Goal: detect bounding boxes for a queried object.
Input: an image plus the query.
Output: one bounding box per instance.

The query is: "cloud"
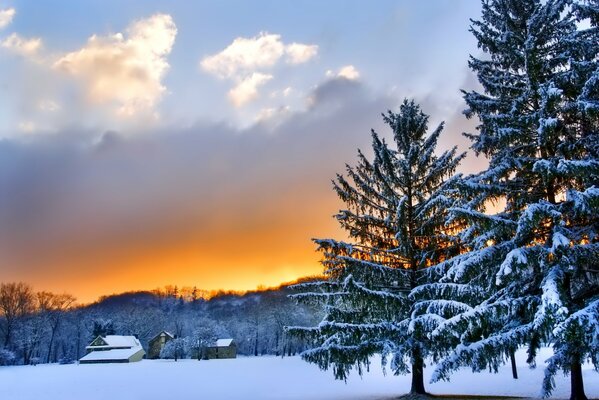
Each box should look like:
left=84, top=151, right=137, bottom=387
left=17, top=120, right=36, bottom=133
left=308, top=75, right=366, bottom=109
left=0, top=72, right=487, bottom=299
left=201, top=33, right=285, bottom=78
left=0, top=79, right=396, bottom=298
left=53, top=13, right=177, bottom=117
left=200, top=32, right=317, bottom=107
left=1, top=33, right=42, bottom=56
left=38, top=100, right=61, bottom=112
left=338, top=65, right=360, bottom=80
left=0, top=7, right=15, bottom=29
left=201, top=32, right=317, bottom=78
left=327, top=65, right=361, bottom=81
left=285, top=43, right=318, bottom=64
left=255, top=107, right=278, bottom=122
left=255, top=105, right=290, bottom=124
left=228, top=72, right=273, bottom=107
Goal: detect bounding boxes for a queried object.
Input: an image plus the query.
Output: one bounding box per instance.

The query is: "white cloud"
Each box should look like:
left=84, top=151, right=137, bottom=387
left=201, top=33, right=285, bottom=78
left=256, top=107, right=277, bottom=122
left=201, top=32, right=318, bottom=78
left=228, top=72, right=272, bottom=107
left=39, top=100, right=60, bottom=112
left=1, top=33, right=42, bottom=56
left=53, top=13, right=177, bottom=117
left=255, top=105, right=290, bottom=123
left=201, top=32, right=317, bottom=107
left=285, top=43, right=318, bottom=64
left=337, top=65, right=360, bottom=80
left=269, top=86, right=293, bottom=99
left=326, top=65, right=360, bottom=81
left=0, top=7, right=15, bottom=29
left=18, top=121, right=36, bottom=133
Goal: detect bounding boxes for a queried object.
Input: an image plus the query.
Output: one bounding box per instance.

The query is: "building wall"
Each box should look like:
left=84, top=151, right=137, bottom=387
left=80, top=349, right=145, bottom=364
left=147, top=333, right=172, bottom=359
left=205, top=344, right=237, bottom=359
left=128, top=349, right=145, bottom=363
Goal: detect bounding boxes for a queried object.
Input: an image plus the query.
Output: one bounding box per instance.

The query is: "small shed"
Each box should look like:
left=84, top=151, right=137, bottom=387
left=147, top=331, right=175, bottom=359
left=79, top=335, right=145, bottom=364
left=205, top=338, right=237, bottom=359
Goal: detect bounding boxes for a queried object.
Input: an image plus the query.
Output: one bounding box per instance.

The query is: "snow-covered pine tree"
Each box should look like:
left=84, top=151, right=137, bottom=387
left=424, top=1, right=599, bottom=399
left=287, top=100, right=465, bottom=395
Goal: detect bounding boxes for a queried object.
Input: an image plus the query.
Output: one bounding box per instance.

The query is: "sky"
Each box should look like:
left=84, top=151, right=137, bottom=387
left=0, top=0, right=484, bottom=303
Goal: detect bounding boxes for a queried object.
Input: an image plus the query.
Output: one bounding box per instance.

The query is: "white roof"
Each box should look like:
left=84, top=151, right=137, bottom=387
left=87, top=335, right=141, bottom=349
left=215, top=339, right=234, bottom=347
left=79, top=347, right=144, bottom=362
left=154, top=331, right=174, bottom=340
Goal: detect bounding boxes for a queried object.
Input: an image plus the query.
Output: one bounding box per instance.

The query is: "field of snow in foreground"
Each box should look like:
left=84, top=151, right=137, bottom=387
left=0, top=348, right=597, bottom=400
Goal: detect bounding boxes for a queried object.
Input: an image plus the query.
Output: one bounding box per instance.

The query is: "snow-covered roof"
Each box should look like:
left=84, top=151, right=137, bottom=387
left=151, top=331, right=174, bottom=341
left=215, top=338, right=234, bottom=347
left=87, top=335, right=141, bottom=349
left=79, top=347, right=144, bottom=362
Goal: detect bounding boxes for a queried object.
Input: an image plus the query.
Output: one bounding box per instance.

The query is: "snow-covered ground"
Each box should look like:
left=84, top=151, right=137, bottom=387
left=0, top=348, right=596, bottom=400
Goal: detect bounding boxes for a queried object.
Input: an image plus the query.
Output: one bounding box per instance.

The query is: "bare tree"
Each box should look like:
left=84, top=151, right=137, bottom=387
left=15, top=313, right=45, bottom=365
left=0, top=282, right=35, bottom=348
left=37, top=292, right=76, bottom=363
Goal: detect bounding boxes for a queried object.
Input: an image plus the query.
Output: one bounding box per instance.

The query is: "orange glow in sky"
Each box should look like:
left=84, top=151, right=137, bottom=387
left=0, top=1, right=486, bottom=304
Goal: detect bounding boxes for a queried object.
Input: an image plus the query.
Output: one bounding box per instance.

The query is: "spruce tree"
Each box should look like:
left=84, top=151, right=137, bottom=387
left=425, top=1, right=599, bottom=399
left=287, top=100, right=464, bottom=395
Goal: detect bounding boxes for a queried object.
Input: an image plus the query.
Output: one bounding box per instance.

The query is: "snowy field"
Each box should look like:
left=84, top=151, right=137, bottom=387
left=0, top=348, right=597, bottom=400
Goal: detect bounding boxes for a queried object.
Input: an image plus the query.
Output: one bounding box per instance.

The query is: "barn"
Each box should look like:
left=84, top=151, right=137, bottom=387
left=205, top=338, right=237, bottom=359
left=147, top=331, right=175, bottom=359
left=79, top=335, right=145, bottom=364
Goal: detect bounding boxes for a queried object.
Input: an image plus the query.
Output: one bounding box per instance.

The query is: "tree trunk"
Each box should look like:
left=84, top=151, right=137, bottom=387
left=410, top=349, right=426, bottom=395
left=254, top=330, right=259, bottom=357
left=75, top=329, right=81, bottom=361
left=570, top=362, right=587, bottom=400
left=46, top=327, right=56, bottom=363
left=4, top=323, right=12, bottom=348
left=510, top=351, right=518, bottom=379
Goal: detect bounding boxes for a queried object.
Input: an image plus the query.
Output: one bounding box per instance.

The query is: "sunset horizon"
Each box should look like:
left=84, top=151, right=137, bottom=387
left=0, top=0, right=484, bottom=305
left=17, top=270, right=327, bottom=305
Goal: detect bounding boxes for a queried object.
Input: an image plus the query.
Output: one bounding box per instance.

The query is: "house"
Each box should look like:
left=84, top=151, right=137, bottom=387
left=205, top=338, right=237, bottom=359
left=147, top=331, right=175, bottom=359
left=79, top=335, right=145, bottom=364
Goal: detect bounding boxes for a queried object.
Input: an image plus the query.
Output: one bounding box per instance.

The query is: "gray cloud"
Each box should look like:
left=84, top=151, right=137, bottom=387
left=0, top=76, right=484, bottom=298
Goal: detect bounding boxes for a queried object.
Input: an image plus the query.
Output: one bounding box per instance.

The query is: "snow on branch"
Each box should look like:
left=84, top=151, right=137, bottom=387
left=496, top=247, right=528, bottom=285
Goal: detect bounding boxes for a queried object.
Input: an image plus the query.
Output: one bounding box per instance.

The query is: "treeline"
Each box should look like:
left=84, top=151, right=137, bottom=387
left=0, top=281, right=321, bottom=366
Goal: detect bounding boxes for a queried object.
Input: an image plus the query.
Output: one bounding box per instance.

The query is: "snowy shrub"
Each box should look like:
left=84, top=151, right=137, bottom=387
left=0, top=349, right=16, bottom=366
left=58, top=356, right=75, bottom=365
left=160, top=338, right=188, bottom=360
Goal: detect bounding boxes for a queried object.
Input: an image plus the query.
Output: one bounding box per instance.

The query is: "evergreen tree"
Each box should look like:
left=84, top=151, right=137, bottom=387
left=425, top=1, right=599, bottom=399
left=91, top=319, right=115, bottom=339
left=288, top=100, right=464, bottom=395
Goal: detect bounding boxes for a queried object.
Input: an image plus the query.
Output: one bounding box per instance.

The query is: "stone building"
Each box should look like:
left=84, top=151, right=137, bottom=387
left=147, top=331, right=175, bottom=359
left=205, top=338, right=237, bottom=359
